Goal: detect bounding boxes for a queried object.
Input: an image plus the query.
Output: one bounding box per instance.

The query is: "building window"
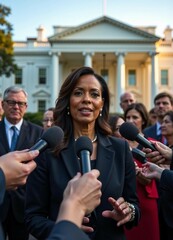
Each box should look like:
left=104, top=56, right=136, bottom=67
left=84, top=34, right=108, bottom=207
left=128, top=70, right=136, bottom=86
left=15, top=68, right=22, bottom=84
left=39, top=68, right=46, bottom=84
left=161, top=69, right=168, bottom=85
left=38, top=100, right=46, bottom=112
left=101, top=69, right=109, bottom=83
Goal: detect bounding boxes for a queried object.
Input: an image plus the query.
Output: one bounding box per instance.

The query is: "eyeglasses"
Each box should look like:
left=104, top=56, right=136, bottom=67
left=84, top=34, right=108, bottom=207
left=42, top=118, right=53, bottom=123
left=5, top=100, right=27, bottom=107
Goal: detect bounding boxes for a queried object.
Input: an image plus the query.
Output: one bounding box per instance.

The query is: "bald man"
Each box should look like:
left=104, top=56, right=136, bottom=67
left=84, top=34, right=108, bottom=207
left=120, top=92, right=136, bottom=112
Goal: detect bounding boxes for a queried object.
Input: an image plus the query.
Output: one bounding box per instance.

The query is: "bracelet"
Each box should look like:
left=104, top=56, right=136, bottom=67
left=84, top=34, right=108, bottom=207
left=127, top=203, right=135, bottom=222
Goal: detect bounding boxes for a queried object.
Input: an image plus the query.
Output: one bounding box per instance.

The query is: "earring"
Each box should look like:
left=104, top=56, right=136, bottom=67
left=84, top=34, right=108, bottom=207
left=100, top=108, right=102, bottom=117
left=67, top=106, right=70, bottom=115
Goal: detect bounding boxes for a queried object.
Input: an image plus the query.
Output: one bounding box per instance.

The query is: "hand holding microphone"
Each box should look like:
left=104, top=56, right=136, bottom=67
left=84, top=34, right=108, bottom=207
left=0, top=126, right=64, bottom=189
left=75, top=136, right=97, bottom=228
left=22, top=126, right=64, bottom=164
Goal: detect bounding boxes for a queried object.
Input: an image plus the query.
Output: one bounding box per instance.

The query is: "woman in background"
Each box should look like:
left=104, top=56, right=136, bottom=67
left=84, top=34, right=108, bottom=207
left=108, top=114, right=124, bottom=138
left=161, top=110, right=173, bottom=150
left=124, top=103, right=160, bottom=240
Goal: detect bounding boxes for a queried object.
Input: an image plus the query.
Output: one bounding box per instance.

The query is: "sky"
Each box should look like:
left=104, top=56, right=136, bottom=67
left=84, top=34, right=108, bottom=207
left=1, top=0, right=173, bottom=40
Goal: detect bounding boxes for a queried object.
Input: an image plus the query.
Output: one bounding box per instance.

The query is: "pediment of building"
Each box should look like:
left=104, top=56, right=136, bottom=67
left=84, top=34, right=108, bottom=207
left=49, top=16, right=159, bottom=43
left=32, top=89, right=51, bottom=98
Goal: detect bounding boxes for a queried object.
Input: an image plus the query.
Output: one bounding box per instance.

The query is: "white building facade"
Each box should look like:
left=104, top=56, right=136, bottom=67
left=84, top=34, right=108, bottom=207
left=0, top=16, right=173, bottom=113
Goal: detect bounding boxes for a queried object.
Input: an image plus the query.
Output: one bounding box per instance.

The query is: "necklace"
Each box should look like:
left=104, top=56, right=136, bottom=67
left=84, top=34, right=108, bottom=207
left=91, top=134, right=97, bottom=143
left=75, top=134, right=97, bottom=143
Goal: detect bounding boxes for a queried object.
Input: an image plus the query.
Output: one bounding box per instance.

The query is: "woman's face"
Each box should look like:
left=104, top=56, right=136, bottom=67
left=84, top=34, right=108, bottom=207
left=161, top=115, right=173, bottom=137
left=70, top=74, right=104, bottom=127
left=125, top=109, right=143, bottom=132
left=114, top=117, right=124, bottom=138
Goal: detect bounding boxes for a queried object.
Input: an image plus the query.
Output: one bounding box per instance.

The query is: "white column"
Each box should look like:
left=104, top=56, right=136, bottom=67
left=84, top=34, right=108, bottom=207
left=83, top=52, right=94, bottom=67
left=50, top=52, right=61, bottom=107
left=149, top=52, right=159, bottom=107
left=115, top=52, right=126, bottom=113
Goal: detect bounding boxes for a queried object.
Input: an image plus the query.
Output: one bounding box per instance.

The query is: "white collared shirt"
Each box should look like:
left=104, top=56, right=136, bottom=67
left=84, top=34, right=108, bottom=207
left=4, top=118, right=23, bottom=148
left=156, top=122, right=161, bottom=136
left=156, top=121, right=167, bottom=144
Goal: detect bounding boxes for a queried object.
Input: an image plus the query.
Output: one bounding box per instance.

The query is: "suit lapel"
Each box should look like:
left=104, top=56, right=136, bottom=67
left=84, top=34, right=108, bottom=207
left=61, top=139, right=81, bottom=178
left=15, top=120, right=28, bottom=149
left=96, top=135, right=114, bottom=193
left=61, top=134, right=115, bottom=191
left=0, top=120, right=10, bottom=153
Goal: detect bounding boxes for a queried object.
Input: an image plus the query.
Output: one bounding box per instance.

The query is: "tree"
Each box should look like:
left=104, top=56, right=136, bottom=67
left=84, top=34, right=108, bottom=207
left=0, top=4, right=18, bottom=77
left=24, top=112, right=43, bottom=127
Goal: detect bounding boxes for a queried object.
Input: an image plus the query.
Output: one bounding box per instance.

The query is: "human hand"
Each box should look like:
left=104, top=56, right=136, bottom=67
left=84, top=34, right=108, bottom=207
left=63, top=169, right=101, bottom=215
left=134, top=161, right=141, bottom=176
left=143, top=141, right=172, bottom=165
left=141, top=162, right=164, bottom=180
left=102, top=197, right=133, bottom=226
left=57, top=170, right=102, bottom=228
left=81, top=217, right=95, bottom=233
left=0, top=150, right=38, bottom=189
left=134, top=161, right=151, bottom=185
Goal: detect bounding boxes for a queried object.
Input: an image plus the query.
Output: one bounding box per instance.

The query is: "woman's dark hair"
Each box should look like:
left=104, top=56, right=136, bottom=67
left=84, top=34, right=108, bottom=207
left=124, top=102, right=149, bottom=130
left=164, top=110, right=173, bottom=123
left=108, top=114, right=124, bottom=134
left=54, top=66, right=112, bottom=152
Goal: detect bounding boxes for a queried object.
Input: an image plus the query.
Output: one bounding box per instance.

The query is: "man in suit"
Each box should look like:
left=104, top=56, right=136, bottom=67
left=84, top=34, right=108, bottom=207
left=0, top=86, right=44, bottom=240
left=0, top=150, right=101, bottom=240
left=143, top=92, right=173, bottom=142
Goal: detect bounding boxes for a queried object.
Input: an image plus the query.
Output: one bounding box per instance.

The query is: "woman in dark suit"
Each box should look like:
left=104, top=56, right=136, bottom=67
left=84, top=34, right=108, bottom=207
left=25, top=66, right=140, bottom=240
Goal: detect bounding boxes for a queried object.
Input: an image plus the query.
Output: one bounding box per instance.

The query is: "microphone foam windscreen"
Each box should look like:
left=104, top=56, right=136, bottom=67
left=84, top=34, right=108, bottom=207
left=119, top=122, right=139, bottom=141
left=75, top=136, right=93, bottom=157
left=42, top=126, right=64, bottom=148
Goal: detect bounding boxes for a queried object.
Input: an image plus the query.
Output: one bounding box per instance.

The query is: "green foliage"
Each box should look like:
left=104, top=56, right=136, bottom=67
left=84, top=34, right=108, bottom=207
left=0, top=4, right=18, bottom=77
left=24, top=112, right=43, bottom=127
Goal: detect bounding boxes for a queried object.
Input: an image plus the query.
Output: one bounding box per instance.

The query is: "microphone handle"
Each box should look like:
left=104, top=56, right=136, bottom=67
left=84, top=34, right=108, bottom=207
left=79, top=151, right=97, bottom=226
left=80, top=150, right=91, bottom=174
left=29, top=140, right=47, bottom=152
left=131, top=148, right=147, bottom=163
left=136, top=135, right=156, bottom=151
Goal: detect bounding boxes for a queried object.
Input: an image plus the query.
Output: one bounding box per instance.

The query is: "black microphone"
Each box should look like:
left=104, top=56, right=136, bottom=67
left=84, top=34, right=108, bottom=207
left=75, top=136, right=97, bottom=227
left=29, top=126, right=64, bottom=153
left=119, top=122, right=156, bottom=151
left=131, top=148, right=147, bottom=163
left=75, top=136, right=93, bottom=174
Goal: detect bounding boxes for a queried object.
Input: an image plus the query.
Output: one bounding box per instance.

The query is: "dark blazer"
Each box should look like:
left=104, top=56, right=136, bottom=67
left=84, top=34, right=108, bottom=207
left=48, top=221, right=90, bottom=240
left=0, top=169, right=5, bottom=206
left=25, top=134, right=140, bottom=240
left=0, top=119, right=44, bottom=223
left=159, top=169, right=173, bottom=230
left=0, top=170, right=6, bottom=240
left=143, top=123, right=162, bottom=142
